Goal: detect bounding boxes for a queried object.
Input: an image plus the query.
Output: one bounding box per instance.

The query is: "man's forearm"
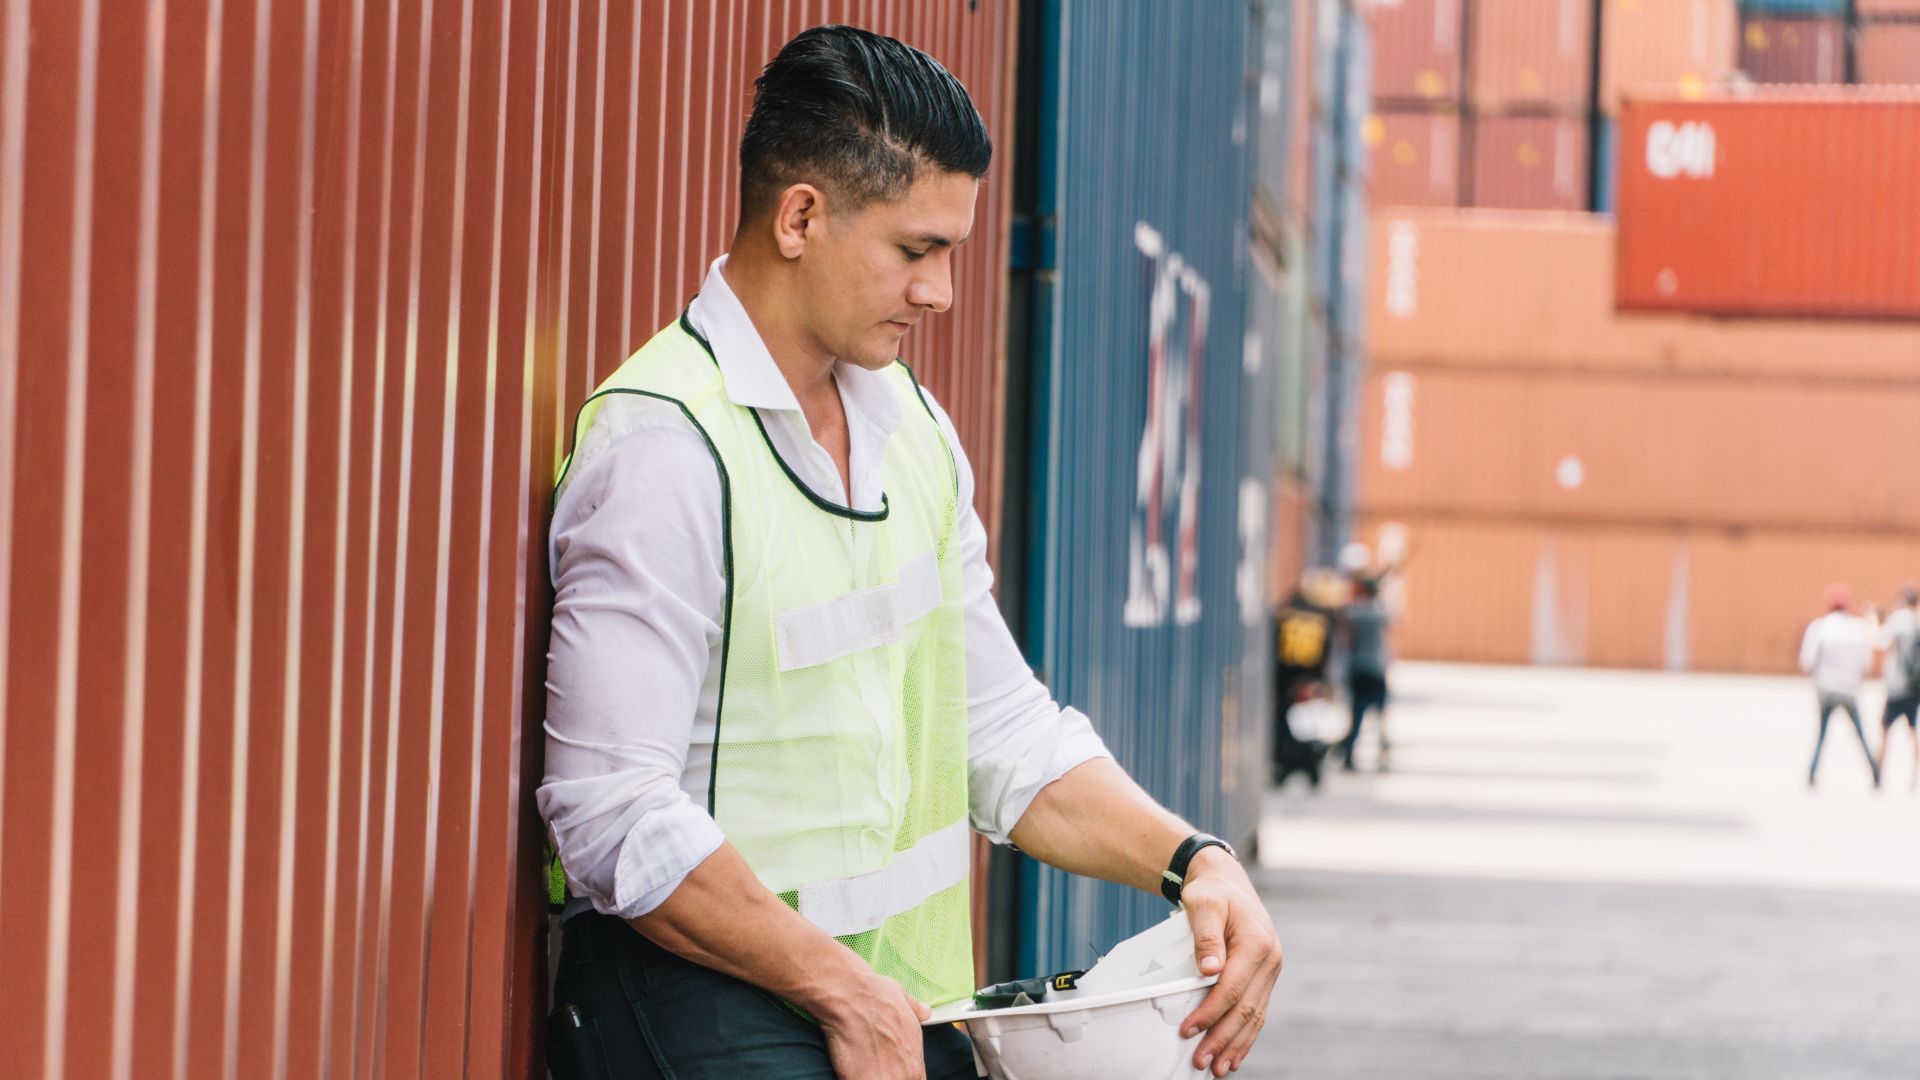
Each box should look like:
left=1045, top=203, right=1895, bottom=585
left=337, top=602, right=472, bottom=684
left=629, top=841, right=866, bottom=1013
left=1006, top=757, right=1195, bottom=894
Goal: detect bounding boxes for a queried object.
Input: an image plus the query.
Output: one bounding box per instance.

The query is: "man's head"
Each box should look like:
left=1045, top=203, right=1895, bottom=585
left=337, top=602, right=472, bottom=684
left=734, top=25, right=991, bottom=369
left=1827, top=583, right=1854, bottom=613
left=1900, top=582, right=1918, bottom=609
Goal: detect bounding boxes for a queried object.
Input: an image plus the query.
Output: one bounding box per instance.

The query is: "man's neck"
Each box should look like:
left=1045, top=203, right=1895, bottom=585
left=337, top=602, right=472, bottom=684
left=720, top=251, right=838, bottom=409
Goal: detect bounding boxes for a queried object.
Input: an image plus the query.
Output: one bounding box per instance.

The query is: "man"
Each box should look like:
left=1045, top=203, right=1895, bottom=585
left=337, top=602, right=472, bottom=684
left=539, top=26, right=1280, bottom=1080
left=1336, top=575, right=1394, bottom=772
left=1800, top=584, right=1881, bottom=790
left=1875, top=583, right=1920, bottom=789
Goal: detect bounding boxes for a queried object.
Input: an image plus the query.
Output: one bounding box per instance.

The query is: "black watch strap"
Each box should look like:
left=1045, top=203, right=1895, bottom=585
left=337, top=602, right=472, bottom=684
left=1159, top=833, right=1235, bottom=905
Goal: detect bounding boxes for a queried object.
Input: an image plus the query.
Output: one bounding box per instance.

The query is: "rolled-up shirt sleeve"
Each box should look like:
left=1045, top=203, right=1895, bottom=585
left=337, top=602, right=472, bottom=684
left=538, top=398, right=728, bottom=918
left=921, top=396, right=1113, bottom=844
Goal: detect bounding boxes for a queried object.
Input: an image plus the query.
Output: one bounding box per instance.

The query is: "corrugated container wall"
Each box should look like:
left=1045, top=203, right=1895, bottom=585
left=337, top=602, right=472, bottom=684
left=1599, top=0, right=1739, bottom=113
left=1367, top=0, right=1464, bottom=103
left=1616, top=93, right=1920, bottom=319
left=1017, top=0, right=1271, bottom=979
left=1857, top=22, right=1920, bottom=87
left=1859, top=0, right=1920, bottom=16
left=1368, top=110, right=1463, bottom=206
left=1468, top=114, right=1589, bottom=210
left=1358, top=515, right=1920, bottom=673
left=1739, top=14, right=1848, bottom=84
left=0, top=4, right=1014, bottom=1080
left=1368, top=209, right=1920, bottom=378
left=1468, top=0, right=1594, bottom=112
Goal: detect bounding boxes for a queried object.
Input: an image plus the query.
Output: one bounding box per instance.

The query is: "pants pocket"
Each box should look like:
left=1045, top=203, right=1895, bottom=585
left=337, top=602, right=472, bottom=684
left=547, top=1003, right=612, bottom=1080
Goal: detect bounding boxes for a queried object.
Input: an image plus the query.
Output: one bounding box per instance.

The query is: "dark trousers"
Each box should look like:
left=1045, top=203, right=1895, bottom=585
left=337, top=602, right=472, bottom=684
left=1339, top=671, right=1389, bottom=766
left=1810, top=692, right=1880, bottom=787
left=549, top=911, right=981, bottom=1080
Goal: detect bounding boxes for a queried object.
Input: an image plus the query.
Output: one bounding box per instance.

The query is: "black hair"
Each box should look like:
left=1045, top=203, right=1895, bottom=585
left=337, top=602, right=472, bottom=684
left=738, top=25, right=991, bottom=219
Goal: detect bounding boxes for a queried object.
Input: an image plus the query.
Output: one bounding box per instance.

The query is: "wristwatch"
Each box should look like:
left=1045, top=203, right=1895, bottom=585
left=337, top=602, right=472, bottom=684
left=1160, top=832, right=1236, bottom=905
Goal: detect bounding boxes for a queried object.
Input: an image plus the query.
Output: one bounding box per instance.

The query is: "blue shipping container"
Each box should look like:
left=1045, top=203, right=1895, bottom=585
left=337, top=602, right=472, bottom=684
left=1739, top=0, right=1848, bottom=13
left=1256, top=0, right=1296, bottom=220
left=1017, top=0, right=1275, bottom=979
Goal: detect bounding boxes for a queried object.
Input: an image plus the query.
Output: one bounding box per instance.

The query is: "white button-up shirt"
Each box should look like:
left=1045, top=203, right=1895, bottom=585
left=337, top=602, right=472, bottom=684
left=539, top=256, right=1110, bottom=920
left=1800, top=610, right=1875, bottom=697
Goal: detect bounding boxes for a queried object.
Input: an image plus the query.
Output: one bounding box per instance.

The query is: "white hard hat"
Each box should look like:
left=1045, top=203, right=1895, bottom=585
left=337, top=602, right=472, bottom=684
left=925, top=910, right=1220, bottom=1080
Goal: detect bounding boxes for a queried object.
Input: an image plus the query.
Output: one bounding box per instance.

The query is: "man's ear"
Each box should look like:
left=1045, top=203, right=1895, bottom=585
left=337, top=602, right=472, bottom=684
left=771, top=183, right=824, bottom=259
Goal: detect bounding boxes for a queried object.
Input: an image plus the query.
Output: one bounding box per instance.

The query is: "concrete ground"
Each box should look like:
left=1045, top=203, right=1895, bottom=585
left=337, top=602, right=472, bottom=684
left=1234, top=662, right=1920, bottom=1080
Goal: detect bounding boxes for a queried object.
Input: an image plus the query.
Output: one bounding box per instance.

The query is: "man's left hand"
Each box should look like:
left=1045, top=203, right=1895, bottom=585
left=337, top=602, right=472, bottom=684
left=1178, top=847, right=1283, bottom=1076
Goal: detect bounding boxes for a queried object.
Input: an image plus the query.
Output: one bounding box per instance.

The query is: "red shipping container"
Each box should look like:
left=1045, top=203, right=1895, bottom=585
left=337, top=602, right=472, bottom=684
left=1615, top=93, right=1920, bottom=319
left=1470, top=0, right=1594, bottom=112
left=1367, top=0, right=1465, bottom=103
left=1599, top=0, right=1739, bottom=115
left=1857, top=22, right=1920, bottom=86
left=1367, top=110, right=1464, bottom=206
left=1739, top=15, right=1847, bottom=85
left=1469, top=115, right=1590, bottom=211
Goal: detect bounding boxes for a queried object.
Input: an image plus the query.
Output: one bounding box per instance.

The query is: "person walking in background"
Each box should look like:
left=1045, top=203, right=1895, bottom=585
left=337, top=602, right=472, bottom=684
left=1337, top=575, right=1395, bottom=772
left=1271, top=569, right=1345, bottom=788
left=1800, top=584, right=1882, bottom=790
left=1875, top=583, right=1920, bottom=790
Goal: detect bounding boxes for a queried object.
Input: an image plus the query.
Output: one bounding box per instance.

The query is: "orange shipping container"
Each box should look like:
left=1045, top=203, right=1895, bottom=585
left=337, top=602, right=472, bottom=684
left=1358, top=366, right=1920, bottom=530
left=1367, top=209, right=1920, bottom=376
left=1468, top=115, right=1589, bottom=210
left=1616, top=93, right=1920, bottom=320
left=1366, top=0, right=1465, bottom=103
left=1857, top=22, right=1920, bottom=87
left=1355, top=515, right=1920, bottom=674
left=1859, top=0, right=1920, bottom=15
left=1599, top=0, right=1738, bottom=114
left=1469, top=0, right=1593, bottom=112
left=1367, top=110, right=1463, bottom=207
left=1739, top=15, right=1847, bottom=85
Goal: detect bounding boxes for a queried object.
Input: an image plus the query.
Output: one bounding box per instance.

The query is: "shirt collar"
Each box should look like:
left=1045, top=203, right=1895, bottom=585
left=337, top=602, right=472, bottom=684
left=684, top=255, right=903, bottom=437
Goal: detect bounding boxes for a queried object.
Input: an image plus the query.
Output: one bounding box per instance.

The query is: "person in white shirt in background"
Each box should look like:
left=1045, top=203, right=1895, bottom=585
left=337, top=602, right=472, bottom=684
left=1873, top=583, right=1920, bottom=789
left=1800, top=583, right=1882, bottom=790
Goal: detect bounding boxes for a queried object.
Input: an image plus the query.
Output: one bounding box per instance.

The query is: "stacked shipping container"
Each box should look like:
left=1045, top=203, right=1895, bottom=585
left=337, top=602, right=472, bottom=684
left=1736, top=0, right=1920, bottom=89
left=1361, top=209, right=1920, bottom=674
left=1366, top=0, right=1747, bottom=214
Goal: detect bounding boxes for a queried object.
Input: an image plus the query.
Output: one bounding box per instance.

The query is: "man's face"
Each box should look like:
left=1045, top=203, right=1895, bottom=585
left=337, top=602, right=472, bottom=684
left=795, top=168, right=979, bottom=370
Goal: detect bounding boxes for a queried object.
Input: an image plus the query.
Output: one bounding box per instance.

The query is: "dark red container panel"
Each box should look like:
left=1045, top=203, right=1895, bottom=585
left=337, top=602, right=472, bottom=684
left=1469, top=0, right=1594, bottom=112
left=1469, top=115, right=1590, bottom=211
left=1615, top=94, right=1920, bottom=319
left=1366, top=0, right=1464, bottom=104
left=1738, top=15, right=1847, bottom=85
left=1367, top=109, right=1463, bottom=207
left=0, top=4, right=1014, bottom=1080
left=1857, top=22, right=1920, bottom=86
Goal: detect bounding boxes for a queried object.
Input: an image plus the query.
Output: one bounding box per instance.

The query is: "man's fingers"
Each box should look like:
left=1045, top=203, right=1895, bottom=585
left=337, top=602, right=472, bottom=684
left=1186, top=898, right=1228, bottom=977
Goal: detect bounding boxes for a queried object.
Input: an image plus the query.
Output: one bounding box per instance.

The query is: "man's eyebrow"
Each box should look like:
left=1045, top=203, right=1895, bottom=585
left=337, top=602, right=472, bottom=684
left=910, top=232, right=971, bottom=247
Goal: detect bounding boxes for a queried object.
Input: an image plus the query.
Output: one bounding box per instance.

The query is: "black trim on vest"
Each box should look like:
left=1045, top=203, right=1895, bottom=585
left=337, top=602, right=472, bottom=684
left=678, top=308, right=892, bottom=524
left=554, top=383, right=737, bottom=818
left=895, top=359, right=961, bottom=509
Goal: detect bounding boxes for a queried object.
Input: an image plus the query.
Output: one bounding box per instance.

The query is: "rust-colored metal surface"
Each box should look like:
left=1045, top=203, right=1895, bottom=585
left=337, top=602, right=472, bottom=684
left=1861, top=0, right=1920, bottom=14
left=1365, top=0, right=1463, bottom=105
left=1467, top=0, right=1592, bottom=113
left=1367, top=108, right=1462, bottom=207
left=1368, top=208, right=1920, bottom=375
left=1598, top=0, right=1737, bottom=114
left=1857, top=21, right=1920, bottom=86
left=1357, top=515, right=1920, bottom=674
left=1615, top=92, right=1920, bottom=320
left=1467, top=114, right=1587, bottom=210
left=1738, top=14, right=1847, bottom=85
left=1357, top=365, right=1920, bottom=531
left=0, top=3, right=1013, bottom=1079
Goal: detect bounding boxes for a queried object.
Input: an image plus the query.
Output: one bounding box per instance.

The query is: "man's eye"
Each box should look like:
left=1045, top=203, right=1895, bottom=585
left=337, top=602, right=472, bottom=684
left=901, top=247, right=927, bottom=261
